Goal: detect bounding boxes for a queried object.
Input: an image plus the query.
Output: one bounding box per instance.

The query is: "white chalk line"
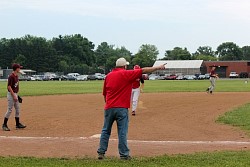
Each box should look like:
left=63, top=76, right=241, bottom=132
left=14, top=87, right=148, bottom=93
left=1, top=135, right=250, bottom=145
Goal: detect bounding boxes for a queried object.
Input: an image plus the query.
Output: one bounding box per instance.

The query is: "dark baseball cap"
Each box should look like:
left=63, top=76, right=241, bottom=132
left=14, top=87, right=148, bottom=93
left=12, top=63, right=23, bottom=71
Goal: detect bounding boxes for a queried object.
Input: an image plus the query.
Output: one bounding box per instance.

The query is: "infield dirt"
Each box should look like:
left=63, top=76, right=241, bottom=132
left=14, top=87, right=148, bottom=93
left=0, top=92, right=250, bottom=157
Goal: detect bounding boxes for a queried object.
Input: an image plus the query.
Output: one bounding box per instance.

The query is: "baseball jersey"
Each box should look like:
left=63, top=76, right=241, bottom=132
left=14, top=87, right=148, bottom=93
left=8, top=73, right=19, bottom=93
left=103, top=68, right=142, bottom=110
left=132, top=77, right=144, bottom=89
left=210, top=70, right=215, bottom=77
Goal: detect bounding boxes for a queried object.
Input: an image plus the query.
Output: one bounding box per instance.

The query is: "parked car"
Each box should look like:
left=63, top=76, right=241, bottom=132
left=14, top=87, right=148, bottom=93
left=67, top=73, right=80, bottom=78
left=149, top=74, right=160, bottom=80
left=239, top=72, right=249, bottom=78
left=87, top=74, right=97, bottom=80
left=165, top=74, right=177, bottom=80
left=67, top=76, right=77, bottom=81
left=42, top=76, right=51, bottom=81
left=76, top=75, right=88, bottom=81
left=176, top=75, right=184, bottom=80
left=32, top=75, right=43, bottom=81
left=158, top=75, right=166, bottom=80
left=183, top=75, right=196, bottom=80
left=50, top=75, right=61, bottom=81
left=60, top=75, right=68, bottom=81
left=229, top=72, right=239, bottom=78
left=198, top=75, right=206, bottom=80
left=95, top=73, right=105, bottom=80
left=205, top=73, right=210, bottom=79
left=19, top=76, right=35, bottom=81
left=195, top=73, right=201, bottom=78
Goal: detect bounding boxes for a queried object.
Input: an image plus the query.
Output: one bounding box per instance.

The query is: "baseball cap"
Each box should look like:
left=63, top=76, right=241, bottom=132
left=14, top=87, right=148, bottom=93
left=12, top=63, right=23, bottom=71
left=116, top=58, right=129, bottom=67
left=134, top=65, right=140, bottom=69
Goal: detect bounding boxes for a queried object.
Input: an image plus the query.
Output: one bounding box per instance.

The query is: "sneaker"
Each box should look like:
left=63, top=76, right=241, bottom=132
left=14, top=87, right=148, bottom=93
left=120, top=156, right=132, bottom=160
left=132, top=111, right=136, bottom=116
left=206, top=88, right=209, bottom=93
left=209, top=91, right=213, bottom=94
left=16, top=123, right=26, bottom=129
left=98, top=153, right=105, bottom=160
left=2, top=124, right=10, bottom=131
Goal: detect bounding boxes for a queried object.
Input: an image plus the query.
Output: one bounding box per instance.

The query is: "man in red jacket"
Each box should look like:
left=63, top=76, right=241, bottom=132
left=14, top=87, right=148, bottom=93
left=97, top=58, right=166, bottom=160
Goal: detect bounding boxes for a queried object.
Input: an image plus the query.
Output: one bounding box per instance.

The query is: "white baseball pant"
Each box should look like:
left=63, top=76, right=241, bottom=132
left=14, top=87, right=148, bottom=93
left=131, top=88, right=140, bottom=112
left=5, top=92, right=20, bottom=118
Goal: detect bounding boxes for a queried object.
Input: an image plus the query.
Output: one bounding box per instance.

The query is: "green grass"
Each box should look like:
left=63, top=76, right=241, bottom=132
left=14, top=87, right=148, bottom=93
left=0, top=81, right=103, bottom=98
left=0, top=79, right=249, bottom=97
left=144, top=79, right=250, bottom=93
left=0, top=151, right=250, bottom=167
left=217, top=103, right=250, bottom=136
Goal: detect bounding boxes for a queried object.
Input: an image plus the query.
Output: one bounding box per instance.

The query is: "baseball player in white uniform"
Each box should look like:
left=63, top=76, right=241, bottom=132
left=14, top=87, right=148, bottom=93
left=131, top=65, right=144, bottom=116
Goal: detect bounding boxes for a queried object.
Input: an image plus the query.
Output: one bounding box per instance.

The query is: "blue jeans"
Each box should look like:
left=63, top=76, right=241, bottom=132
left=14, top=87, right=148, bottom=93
left=97, top=108, right=130, bottom=158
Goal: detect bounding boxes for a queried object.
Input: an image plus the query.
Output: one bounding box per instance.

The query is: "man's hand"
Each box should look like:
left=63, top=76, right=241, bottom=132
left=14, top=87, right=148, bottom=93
left=142, top=63, right=167, bottom=74
left=157, top=63, right=167, bottom=70
left=13, top=96, right=18, bottom=102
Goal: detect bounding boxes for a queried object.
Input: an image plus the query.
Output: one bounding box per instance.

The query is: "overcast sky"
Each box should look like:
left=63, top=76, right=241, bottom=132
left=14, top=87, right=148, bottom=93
left=1, top=0, right=250, bottom=58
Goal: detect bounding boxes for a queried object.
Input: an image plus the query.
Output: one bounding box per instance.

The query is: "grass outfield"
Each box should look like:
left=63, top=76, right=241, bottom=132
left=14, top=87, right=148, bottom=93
left=217, top=103, right=250, bottom=136
left=0, top=79, right=249, bottom=97
left=0, top=151, right=250, bottom=167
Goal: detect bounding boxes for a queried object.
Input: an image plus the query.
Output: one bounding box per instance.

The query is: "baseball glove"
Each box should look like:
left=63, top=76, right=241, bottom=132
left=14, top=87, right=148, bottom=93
left=18, top=96, right=23, bottom=103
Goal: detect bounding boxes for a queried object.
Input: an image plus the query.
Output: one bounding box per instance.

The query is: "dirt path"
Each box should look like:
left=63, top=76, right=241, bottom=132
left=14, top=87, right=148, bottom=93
left=0, top=92, right=250, bottom=158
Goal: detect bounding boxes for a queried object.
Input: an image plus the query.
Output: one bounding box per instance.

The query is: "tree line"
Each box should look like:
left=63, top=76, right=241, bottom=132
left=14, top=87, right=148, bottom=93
left=0, top=34, right=250, bottom=74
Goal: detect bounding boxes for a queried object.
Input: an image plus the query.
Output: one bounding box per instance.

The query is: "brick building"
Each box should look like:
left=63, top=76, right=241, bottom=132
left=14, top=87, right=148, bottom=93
left=202, top=61, right=250, bottom=78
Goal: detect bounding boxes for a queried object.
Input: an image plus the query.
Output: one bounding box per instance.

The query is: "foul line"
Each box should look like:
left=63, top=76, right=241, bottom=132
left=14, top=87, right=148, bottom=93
left=1, top=136, right=250, bottom=145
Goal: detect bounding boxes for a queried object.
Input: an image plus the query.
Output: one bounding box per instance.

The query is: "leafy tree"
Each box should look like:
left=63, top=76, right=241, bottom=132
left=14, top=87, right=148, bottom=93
left=242, top=46, right=250, bottom=60
left=217, top=42, right=243, bottom=60
left=13, top=54, right=27, bottom=66
left=192, top=46, right=217, bottom=61
left=95, top=43, right=133, bottom=73
left=115, top=46, right=132, bottom=58
left=193, top=54, right=217, bottom=61
left=194, top=46, right=215, bottom=57
left=106, top=56, right=119, bottom=72
left=58, top=60, right=69, bottom=73
left=52, top=34, right=95, bottom=67
left=95, top=42, right=116, bottom=72
left=132, top=44, right=159, bottom=67
left=163, top=47, right=191, bottom=60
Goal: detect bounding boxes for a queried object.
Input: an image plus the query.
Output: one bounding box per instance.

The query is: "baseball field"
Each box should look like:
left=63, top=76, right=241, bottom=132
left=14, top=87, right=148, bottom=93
left=0, top=80, right=250, bottom=166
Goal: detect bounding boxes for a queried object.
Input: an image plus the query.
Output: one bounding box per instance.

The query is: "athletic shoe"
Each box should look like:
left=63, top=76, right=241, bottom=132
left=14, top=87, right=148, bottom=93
left=206, top=88, right=209, bottom=93
left=120, top=156, right=132, bottom=160
left=16, top=123, right=26, bottom=129
left=2, top=124, right=10, bottom=131
left=98, top=153, right=105, bottom=160
left=210, top=91, right=213, bottom=94
left=132, top=111, right=136, bottom=116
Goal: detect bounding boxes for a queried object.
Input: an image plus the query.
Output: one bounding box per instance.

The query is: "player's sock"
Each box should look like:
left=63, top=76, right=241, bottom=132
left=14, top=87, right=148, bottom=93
left=3, top=117, right=8, bottom=125
left=15, top=117, right=20, bottom=126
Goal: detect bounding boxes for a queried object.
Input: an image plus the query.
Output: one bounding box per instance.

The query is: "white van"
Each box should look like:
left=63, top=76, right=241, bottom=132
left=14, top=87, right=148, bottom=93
left=67, top=73, right=80, bottom=78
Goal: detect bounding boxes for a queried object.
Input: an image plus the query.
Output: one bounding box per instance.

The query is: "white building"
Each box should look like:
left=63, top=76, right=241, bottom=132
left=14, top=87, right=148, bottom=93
left=153, top=60, right=204, bottom=75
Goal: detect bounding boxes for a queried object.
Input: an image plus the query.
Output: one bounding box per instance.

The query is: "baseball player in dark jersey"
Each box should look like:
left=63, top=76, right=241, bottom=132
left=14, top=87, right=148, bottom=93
left=131, top=65, right=144, bottom=116
left=206, top=65, right=219, bottom=94
left=2, top=64, right=26, bottom=131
